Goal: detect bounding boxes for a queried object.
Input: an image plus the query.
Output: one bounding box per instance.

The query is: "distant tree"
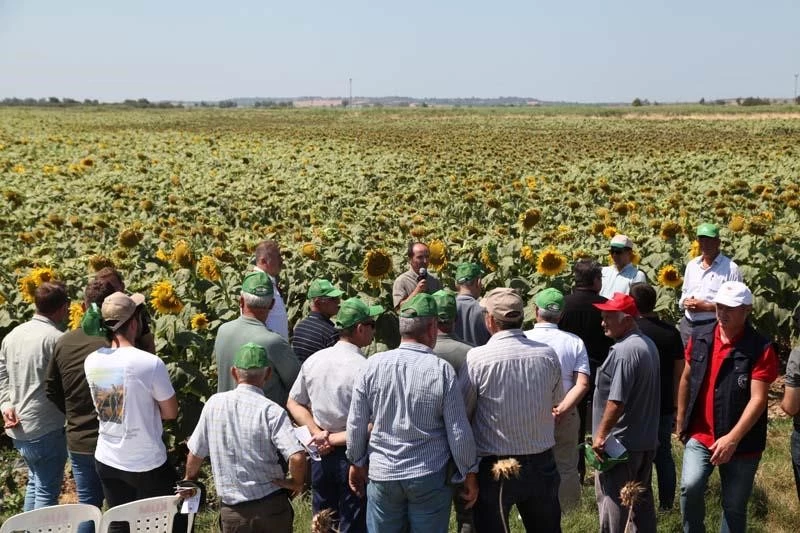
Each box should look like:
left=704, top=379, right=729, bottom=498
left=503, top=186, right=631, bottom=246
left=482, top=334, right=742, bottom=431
left=699, top=97, right=706, bottom=105
left=740, top=97, right=770, bottom=106
left=632, top=98, right=643, bottom=107
left=48, top=97, right=60, bottom=104
left=218, top=100, right=237, bottom=108
left=795, top=96, right=800, bottom=105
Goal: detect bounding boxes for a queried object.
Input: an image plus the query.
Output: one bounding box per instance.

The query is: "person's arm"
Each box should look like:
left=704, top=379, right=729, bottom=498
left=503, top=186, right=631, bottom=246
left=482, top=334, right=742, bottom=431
left=675, top=361, right=692, bottom=440
left=345, top=369, right=371, bottom=468
left=285, top=397, right=333, bottom=455
left=708, top=379, right=769, bottom=465
left=184, top=452, right=204, bottom=481
left=556, top=372, right=589, bottom=415
left=672, top=359, right=685, bottom=411
left=781, top=349, right=800, bottom=416
left=45, top=350, right=66, bottom=414
left=272, top=451, right=306, bottom=494
left=781, top=385, right=800, bottom=417
left=442, top=365, right=479, bottom=485
left=458, top=357, right=477, bottom=420
left=592, top=400, right=624, bottom=459
left=0, top=343, right=18, bottom=428
left=158, top=395, right=178, bottom=421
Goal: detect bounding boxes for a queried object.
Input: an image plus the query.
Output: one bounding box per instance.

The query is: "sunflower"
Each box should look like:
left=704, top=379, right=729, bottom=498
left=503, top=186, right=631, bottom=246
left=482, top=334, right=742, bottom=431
left=745, top=216, right=767, bottom=236
left=190, top=313, right=209, bottom=331
left=155, top=248, right=169, bottom=263
left=171, top=240, right=195, bottom=268
left=480, top=246, right=498, bottom=272
left=658, top=265, right=683, bottom=288
left=362, top=249, right=393, bottom=286
left=518, top=208, right=541, bottom=231
left=428, top=240, right=447, bottom=272
left=520, top=245, right=535, bottom=264
left=150, top=281, right=184, bottom=315
left=572, top=249, right=592, bottom=260
left=301, top=243, right=319, bottom=260
left=212, top=246, right=235, bottom=263
left=118, top=228, right=142, bottom=248
left=728, top=215, right=745, bottom=232
left=491, top=458, right=521, bottom=481
left=68, top=302, right=84, bottom=330
left=80, top=157, right=94, bottom=167
left=688, top=240, right=701, bottom=258
left=197, top=256, right=221, bottom=282
left=659, top=221, right=682, bottom=240
left=409, top=226, right=428, bottom=238
left=602, top=226, right=618, bottom=239
left=18, top=267, right=56, bottom=304
left=536, top=246, right=567, bottom=276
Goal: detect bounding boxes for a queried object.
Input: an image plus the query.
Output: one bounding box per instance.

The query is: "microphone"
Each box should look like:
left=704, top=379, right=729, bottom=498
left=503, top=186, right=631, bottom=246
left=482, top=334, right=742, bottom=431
left=417, top=267, right=427, bottom=282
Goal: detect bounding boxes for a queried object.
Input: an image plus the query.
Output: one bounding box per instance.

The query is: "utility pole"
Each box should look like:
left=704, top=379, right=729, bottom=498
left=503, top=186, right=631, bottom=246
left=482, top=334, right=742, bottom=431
left=349, top=78, right=353, bottom=108
left=795, top=73, right=798, bottom=101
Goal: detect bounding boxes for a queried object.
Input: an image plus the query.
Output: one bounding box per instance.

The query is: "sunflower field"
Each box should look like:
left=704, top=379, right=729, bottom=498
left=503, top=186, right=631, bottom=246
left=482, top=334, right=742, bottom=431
left=1, top=106, right=799, bottom=447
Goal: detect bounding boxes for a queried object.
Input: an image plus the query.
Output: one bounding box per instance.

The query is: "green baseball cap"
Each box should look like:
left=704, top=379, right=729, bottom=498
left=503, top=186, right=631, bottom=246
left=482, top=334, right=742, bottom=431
left=432, top=290, right=457, bottom=320
left=455, top=262, right=483, bottom=284
left=696, top=222, right=720, bottom=238
left=241, top=271, right=274, bottom=297
left=307, top=279, right=344, bottom=299
left=335, top=297, right=384, bottom=329
left=233, top=342, right=269, bottom=369
left=399, top=293, right=438, bottom=318
left=535, top=288, right=564, bottom=313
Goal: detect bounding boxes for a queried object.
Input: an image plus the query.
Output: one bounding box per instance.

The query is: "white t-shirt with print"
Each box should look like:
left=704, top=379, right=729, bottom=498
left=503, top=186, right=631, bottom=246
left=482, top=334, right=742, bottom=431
left=84, top=346, right=175, bottom=472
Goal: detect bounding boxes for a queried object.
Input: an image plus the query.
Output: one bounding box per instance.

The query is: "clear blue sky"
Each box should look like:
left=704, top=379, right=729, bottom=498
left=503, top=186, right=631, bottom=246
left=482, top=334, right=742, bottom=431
left=1, top=0, right=799, bottom=102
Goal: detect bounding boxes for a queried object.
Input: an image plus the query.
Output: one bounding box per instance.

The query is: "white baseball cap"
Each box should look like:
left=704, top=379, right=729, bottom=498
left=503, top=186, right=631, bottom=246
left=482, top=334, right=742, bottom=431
left=713, top=281, right=753, bottom=307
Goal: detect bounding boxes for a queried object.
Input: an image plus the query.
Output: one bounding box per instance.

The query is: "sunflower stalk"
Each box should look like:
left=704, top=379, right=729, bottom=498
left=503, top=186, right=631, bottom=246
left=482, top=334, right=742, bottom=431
left=620, top=480, right=646, bottom=533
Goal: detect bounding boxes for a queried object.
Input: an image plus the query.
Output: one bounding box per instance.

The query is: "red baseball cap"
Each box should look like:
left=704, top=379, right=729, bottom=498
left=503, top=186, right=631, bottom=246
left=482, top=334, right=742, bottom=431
left=593, top=292, right=639, bottom=317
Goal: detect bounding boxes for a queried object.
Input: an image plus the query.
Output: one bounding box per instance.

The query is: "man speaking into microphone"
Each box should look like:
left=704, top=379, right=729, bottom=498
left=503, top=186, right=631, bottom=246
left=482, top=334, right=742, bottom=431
left=392, top=242, right=442, bottom=310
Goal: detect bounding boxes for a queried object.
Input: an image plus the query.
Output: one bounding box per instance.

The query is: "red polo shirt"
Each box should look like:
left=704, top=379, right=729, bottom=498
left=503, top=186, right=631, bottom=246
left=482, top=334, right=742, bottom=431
left=685, top=325, right=777, bottom=450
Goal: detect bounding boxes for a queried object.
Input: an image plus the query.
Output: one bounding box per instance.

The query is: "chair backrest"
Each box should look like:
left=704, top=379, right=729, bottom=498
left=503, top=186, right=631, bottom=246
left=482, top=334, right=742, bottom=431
left=0, top=503, right=102, bottom=533
left=99, top=495, right=180, bottom=533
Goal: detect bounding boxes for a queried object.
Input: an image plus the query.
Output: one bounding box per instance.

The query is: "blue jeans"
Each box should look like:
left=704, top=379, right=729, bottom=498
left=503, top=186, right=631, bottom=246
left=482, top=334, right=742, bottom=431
left=70, top=451, right=104, bottom=533
left=654, top=413, right=677, bottom=509
left=791, top=429, right=800, bottom=503
left=311, top=447, right=366, bottom=533
left=12, top=428, right=68, bottom=511
left=680, top=438, right=760, bottom=533
left=366, top=467, right=452, bottom=533
left=475, top=451, right=561, bottom=533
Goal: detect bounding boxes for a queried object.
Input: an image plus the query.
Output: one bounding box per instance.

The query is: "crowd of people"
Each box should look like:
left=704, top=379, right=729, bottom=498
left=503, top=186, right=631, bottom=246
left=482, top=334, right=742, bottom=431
left=0, top=224, right=797, bottom=533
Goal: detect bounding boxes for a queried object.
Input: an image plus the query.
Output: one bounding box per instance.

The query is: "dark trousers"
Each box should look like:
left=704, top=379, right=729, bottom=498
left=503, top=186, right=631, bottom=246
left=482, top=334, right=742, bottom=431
left=311, top=447, right=366, bottom=533
left=219, top=490, right=293, bottom=533
left=474, top=451, right=561, bottom=533
left=792, top=428, right=800, bottom=503
left=96, top=459, right=187, bottom=533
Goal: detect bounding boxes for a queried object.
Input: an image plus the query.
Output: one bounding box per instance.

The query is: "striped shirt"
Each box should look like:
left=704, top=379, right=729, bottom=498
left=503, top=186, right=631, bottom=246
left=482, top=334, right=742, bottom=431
left=346, top=342, right=478, bottom=482
left=459, top=329, right=564, bottom=456
left=187, top=384, right=303, bottom=505
left=290, top=312, right=339, bottom=364
left=288, top=341, right=366, bottom=432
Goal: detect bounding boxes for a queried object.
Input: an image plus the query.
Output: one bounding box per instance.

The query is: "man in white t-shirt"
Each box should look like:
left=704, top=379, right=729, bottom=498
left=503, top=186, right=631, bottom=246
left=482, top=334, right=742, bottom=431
left=525, top=287, right=591, bottom=512
left=84, top=292, right=180, bottom=532
left=254, top=240, right=289, bottom=339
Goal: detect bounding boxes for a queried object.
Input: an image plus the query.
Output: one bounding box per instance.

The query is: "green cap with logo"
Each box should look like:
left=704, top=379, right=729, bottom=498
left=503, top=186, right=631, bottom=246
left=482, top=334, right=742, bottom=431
left=455, top=262, right=482, bottom=284
left=335, top=297, right=384, bottom=329
left=696, top=222, right=720, bottom=238
left=307, top=279, right=344, bottom=299
left=535, top=288, right=564, bottom=313
left=233, top=342, right=269, bottom=369
left=399, top=293, right=438, bottom=318
left=432, top=290, right=457, bottom=320
left=241, top=271, right=273, bottom=297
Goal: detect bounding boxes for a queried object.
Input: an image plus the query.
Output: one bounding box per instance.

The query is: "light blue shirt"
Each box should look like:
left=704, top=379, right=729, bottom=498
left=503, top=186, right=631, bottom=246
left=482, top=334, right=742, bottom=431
left=600, top=263, right=646, bottom=298
left=346, top=342, right=478, bottom=482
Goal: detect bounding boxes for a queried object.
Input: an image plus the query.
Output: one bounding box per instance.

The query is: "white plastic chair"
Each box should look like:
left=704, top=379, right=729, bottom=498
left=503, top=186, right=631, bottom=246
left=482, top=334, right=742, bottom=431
left=98, top=495, right=185, bottom=533
left=0, top=503, right=102, bottom=533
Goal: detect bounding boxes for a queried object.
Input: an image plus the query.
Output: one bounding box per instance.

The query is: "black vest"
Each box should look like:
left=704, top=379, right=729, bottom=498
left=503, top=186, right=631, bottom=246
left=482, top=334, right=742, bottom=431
left=682, top=321, right=771, bottom=454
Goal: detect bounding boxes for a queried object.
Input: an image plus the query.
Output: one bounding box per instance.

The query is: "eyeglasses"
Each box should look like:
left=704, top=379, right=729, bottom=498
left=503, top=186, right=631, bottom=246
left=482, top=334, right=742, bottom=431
left=609, top=249, right=626, bottom=255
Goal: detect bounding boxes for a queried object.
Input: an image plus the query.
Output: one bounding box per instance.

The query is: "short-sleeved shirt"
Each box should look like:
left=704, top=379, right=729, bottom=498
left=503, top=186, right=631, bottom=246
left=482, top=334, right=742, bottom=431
left=0, top=315, right=65, bottom=441
left=637, top=316, right=684, bottom=415
left=679, top=254, right=742, bottom=322
left=187, top=384, right=303, bottom=505
left=290, top=312, right=339, bottom=364
left=524, top=323, right=591, bottom=393
left=454, top=295, right=491, bottom=347
left=433, top=333, right=473, bottom=374
left=254, top=267, right=289, bottom=340
left=84, top=346, right=175, bottom=472
left=685, top=326, right=778, bottom=449
left=288, top=341, right=366, bottom=433
left=392, top=269, right=441, bottom=309
left=592, top=330, right=660, bottom=452
left=215, top=315, right=300, bottom=407
left=600, top=264, right=647, bottom=299
left=786, top=347, right=800, bottom=429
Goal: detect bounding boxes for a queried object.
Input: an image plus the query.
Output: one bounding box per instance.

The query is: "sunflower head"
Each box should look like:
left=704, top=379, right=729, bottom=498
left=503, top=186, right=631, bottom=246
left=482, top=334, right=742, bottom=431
left=212, top=246, right=235, bottom=263
left=190, top=313, right=209, bottom=331
left=118, top=228, right=142, bottom=248
left=68, top=302, right=84, bottom=330
left=602, top=226, right=618, bottom=239
left=620, top=481, right=646, bottom=509
left=491, top=458, right=522, bottom=481
left=171, top=240, right=195, bottom=269
left=150, top=281, right=184, bottom=315
left=428, top=240, right=447, bottom=272
left=80, top=157, right=94, bottom=168
left=728, top=215, right=745, bottom=232
left=688, top=240, right=701, bottom=258
left=88, top=255, right=115, bottom=273
left=301, top=243, right=319, bottom=260
left=18, top=267, right=57, bottom=304
left=363, top=250, right=393, bottom=286
left=518, top=208, right=541, bottom=231
left=520, top=245, right=535, bottom=264
left=659, top=221, right=682, bottom=240
left=197, top=256, right=221, bottom=282
left=658, top=265, right=683, bottom=288
left=155, top=248, right=170, bottom=263
left=537, top=246, right=567, bottom=276
left=480, top=245, right=498, bottom=272
left=745, top=216, right=768, bottom=236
